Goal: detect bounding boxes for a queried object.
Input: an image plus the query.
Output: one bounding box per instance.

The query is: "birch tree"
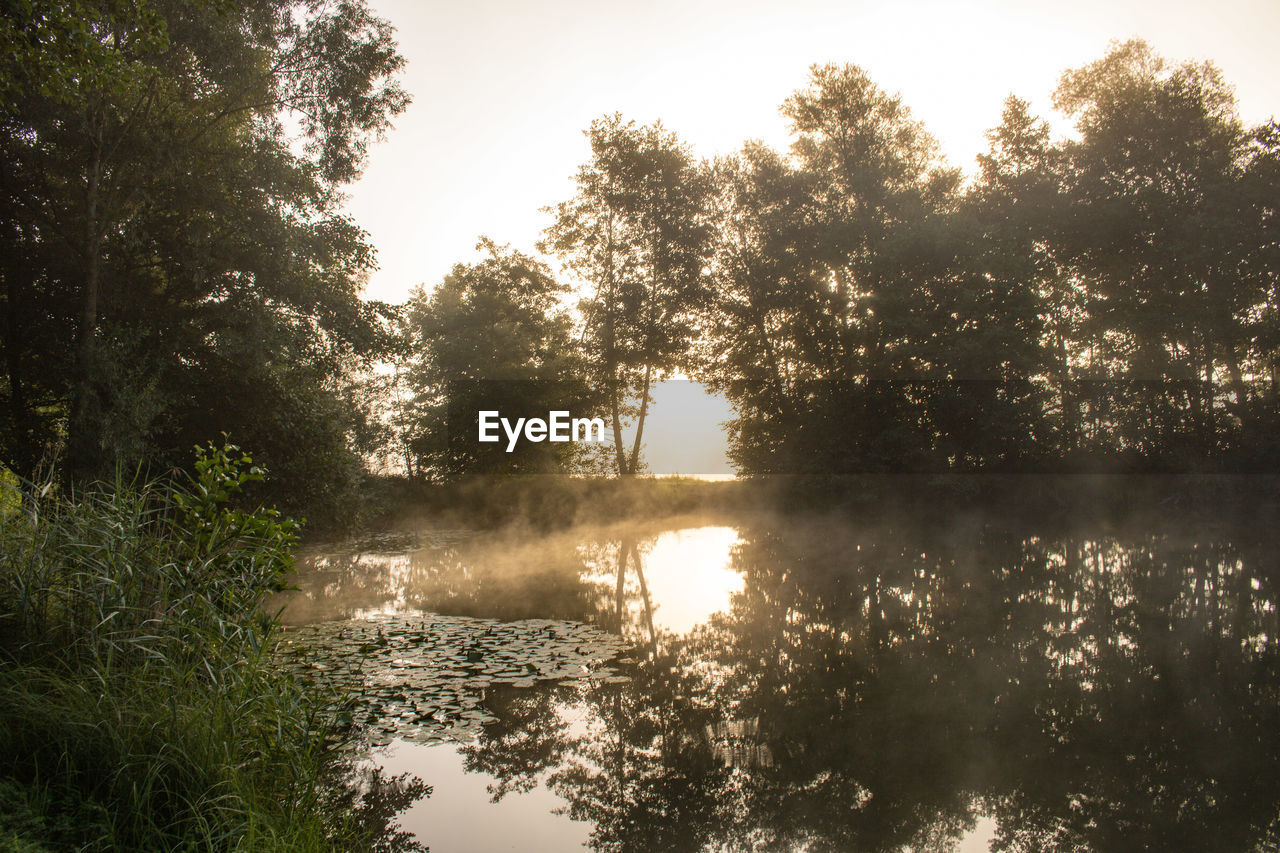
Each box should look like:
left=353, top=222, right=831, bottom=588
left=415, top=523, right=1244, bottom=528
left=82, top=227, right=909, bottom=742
left=544, top=115, right=712, bottom=477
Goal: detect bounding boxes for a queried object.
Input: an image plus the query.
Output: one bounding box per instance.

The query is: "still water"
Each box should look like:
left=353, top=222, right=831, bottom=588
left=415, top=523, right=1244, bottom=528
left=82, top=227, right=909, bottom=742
left=274, top=510, right=1280, bottom=852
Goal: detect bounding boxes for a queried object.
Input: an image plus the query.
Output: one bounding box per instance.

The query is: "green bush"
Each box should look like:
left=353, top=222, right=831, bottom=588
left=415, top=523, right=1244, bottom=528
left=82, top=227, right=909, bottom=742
left=0, top=445, right=425, bottom=851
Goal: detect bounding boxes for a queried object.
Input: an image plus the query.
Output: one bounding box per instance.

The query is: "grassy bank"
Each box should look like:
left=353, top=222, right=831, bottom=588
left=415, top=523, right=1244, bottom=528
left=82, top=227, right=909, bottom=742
left=355, top=474, right=753, bottom=533
left=348, top=471, right=1280, bottom=536
left=0, top=447, right=425, bottom=852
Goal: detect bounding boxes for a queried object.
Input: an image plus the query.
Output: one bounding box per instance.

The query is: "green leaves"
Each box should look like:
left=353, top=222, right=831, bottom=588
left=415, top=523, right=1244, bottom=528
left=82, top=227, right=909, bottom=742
left=0, top=0, right=410, bottom=520
left=401, top=242, right=597, bottom=479
left=0, top=452, right=427, bottom=850
left=170, top=439, right=300, bottom=591
left=0, top=0, right=170, bottom=114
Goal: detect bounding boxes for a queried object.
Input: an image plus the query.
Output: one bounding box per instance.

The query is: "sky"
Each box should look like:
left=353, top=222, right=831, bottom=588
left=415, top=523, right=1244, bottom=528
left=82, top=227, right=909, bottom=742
left=343, top=0, right=1280, bottom=306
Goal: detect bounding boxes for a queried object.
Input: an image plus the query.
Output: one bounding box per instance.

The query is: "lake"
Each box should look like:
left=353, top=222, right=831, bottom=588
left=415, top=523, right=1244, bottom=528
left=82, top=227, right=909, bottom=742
left=273, top=507, right=1280, bottom=851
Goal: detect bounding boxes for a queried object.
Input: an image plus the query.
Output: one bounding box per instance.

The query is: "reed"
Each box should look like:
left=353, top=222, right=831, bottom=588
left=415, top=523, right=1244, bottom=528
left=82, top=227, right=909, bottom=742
left=0, top=445, right=424, bottom=851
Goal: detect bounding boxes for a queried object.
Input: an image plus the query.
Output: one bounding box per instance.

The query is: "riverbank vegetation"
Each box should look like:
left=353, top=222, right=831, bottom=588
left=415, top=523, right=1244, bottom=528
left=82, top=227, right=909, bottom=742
left=4, top=5, right=1278, bottom=528
left=0, top=446, right=426, bottom=851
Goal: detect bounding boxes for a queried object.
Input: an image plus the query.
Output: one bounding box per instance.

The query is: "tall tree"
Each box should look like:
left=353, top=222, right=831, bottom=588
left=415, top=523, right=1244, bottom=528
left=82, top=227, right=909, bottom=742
left=782, top=63, right=958, bottom=377
left=704, top=65, right=966, bottom=474
left=1053, top=39, right=1261, bottom=465
left=952, top=95, right=1063, bottom=467
left=0, top=0, right=407, bottom=507
left=699, top=144, right=835, bottom=472
left=544, top=115, right=713, bottom=477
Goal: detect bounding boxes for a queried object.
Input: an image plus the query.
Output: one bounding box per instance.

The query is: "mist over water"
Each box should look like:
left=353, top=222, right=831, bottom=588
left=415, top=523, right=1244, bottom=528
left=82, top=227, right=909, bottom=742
left=277, top=506, right=1280, bottom=852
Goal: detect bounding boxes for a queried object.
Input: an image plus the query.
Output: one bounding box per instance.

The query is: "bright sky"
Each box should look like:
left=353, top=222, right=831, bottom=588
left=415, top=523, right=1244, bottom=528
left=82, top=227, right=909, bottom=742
left=345, top=0, right=1280, bottom=305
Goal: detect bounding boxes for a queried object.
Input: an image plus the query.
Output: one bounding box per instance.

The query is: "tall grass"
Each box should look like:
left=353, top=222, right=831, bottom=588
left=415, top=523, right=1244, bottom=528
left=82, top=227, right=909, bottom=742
left=0, top=445, right=425, bottom=852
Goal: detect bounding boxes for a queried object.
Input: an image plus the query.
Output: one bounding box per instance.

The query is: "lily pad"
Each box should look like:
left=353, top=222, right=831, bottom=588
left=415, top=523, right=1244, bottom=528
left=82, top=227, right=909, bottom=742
left=278, top=611, right=631, bottom=745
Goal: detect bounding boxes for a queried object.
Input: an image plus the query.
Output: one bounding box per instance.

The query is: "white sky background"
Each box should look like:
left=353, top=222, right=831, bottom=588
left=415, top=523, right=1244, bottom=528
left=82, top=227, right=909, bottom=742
left=344, top=0, right=1280, bottom=306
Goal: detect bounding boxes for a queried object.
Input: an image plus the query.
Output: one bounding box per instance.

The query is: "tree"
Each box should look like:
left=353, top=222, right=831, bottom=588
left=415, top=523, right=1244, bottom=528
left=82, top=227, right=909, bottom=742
left=702, top=49, right=1280, bottom=476
left=402, top=240, right=595, bottom=479
left=0, top=0, right=407, bottom=512
left=947, top=95, right=1062, bottom=468
left=1052, top=40, right=1263, bottom=466
left=544, top=115, right=713, bottom=477
left=702, top=65, right=968, bottom=474
left=699, top=144, right=834, bottom=473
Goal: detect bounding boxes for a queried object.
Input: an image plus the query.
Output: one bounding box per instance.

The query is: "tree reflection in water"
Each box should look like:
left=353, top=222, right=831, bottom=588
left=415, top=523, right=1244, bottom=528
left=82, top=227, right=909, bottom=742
left=454, top=513, right=1280, bottom=852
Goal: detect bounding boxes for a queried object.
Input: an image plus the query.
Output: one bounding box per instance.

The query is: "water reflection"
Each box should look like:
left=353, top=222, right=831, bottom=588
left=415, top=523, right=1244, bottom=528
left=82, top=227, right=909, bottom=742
left=276, top=515, right=745, bottom=633
left=580, top=527, right=744, bottom=640
left=282, top=510, right=1280, bottom=852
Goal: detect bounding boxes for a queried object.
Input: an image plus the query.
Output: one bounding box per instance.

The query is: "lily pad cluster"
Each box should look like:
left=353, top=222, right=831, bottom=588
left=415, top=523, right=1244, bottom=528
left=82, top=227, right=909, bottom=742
left=277, top=612, right=632, bottom=746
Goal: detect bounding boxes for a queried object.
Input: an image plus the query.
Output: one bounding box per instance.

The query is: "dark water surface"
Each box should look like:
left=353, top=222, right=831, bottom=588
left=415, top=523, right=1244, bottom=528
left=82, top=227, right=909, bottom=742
left=274, top=509, right=1280, bottom=852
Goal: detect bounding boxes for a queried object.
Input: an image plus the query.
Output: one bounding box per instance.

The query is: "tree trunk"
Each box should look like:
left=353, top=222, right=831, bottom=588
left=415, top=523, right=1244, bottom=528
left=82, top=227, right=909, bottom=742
left=68, top=121, right=105, bottom=480
left=602, top=211, right=629, bottom=478
left=2, top=267, right=37, bottom=478
left=609, top=378, right=627, bottom=477
left=626, top=363, right=652, bottom=476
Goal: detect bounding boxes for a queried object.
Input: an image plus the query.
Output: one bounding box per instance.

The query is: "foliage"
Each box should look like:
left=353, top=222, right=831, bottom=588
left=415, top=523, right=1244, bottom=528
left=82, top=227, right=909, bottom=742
left=171, top=441, right=299, bottom=569
left=696, top=44, right=1280, bottom=475
left=544, top=116, right=714, bottom=476
left=401, top=240, right=597, bottom=479
left=0, top=447, right=427, bottom=851
left=0, top=0, right=408, bottom=521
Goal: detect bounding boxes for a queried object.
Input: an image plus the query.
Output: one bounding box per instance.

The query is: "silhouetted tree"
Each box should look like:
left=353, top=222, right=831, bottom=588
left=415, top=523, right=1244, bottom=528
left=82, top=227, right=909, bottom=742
left=402, top=240, right=595, bottom=478
left=699, top=45, right=1280, bottom=476
left=1052, top=40, right=1262, bottom=465
left=544, top=115, right=713, bottom=476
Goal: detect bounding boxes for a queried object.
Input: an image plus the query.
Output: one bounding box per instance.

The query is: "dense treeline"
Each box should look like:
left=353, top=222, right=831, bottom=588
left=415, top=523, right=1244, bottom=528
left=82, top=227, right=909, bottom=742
left=701, top=43, right=1280, bottom=474
left=401, top=40, right=1280, bottom=478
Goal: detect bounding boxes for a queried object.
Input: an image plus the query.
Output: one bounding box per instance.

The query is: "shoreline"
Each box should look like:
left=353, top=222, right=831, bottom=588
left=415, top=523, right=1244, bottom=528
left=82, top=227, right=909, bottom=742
left=325, top=472, right=1280, bottom=541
